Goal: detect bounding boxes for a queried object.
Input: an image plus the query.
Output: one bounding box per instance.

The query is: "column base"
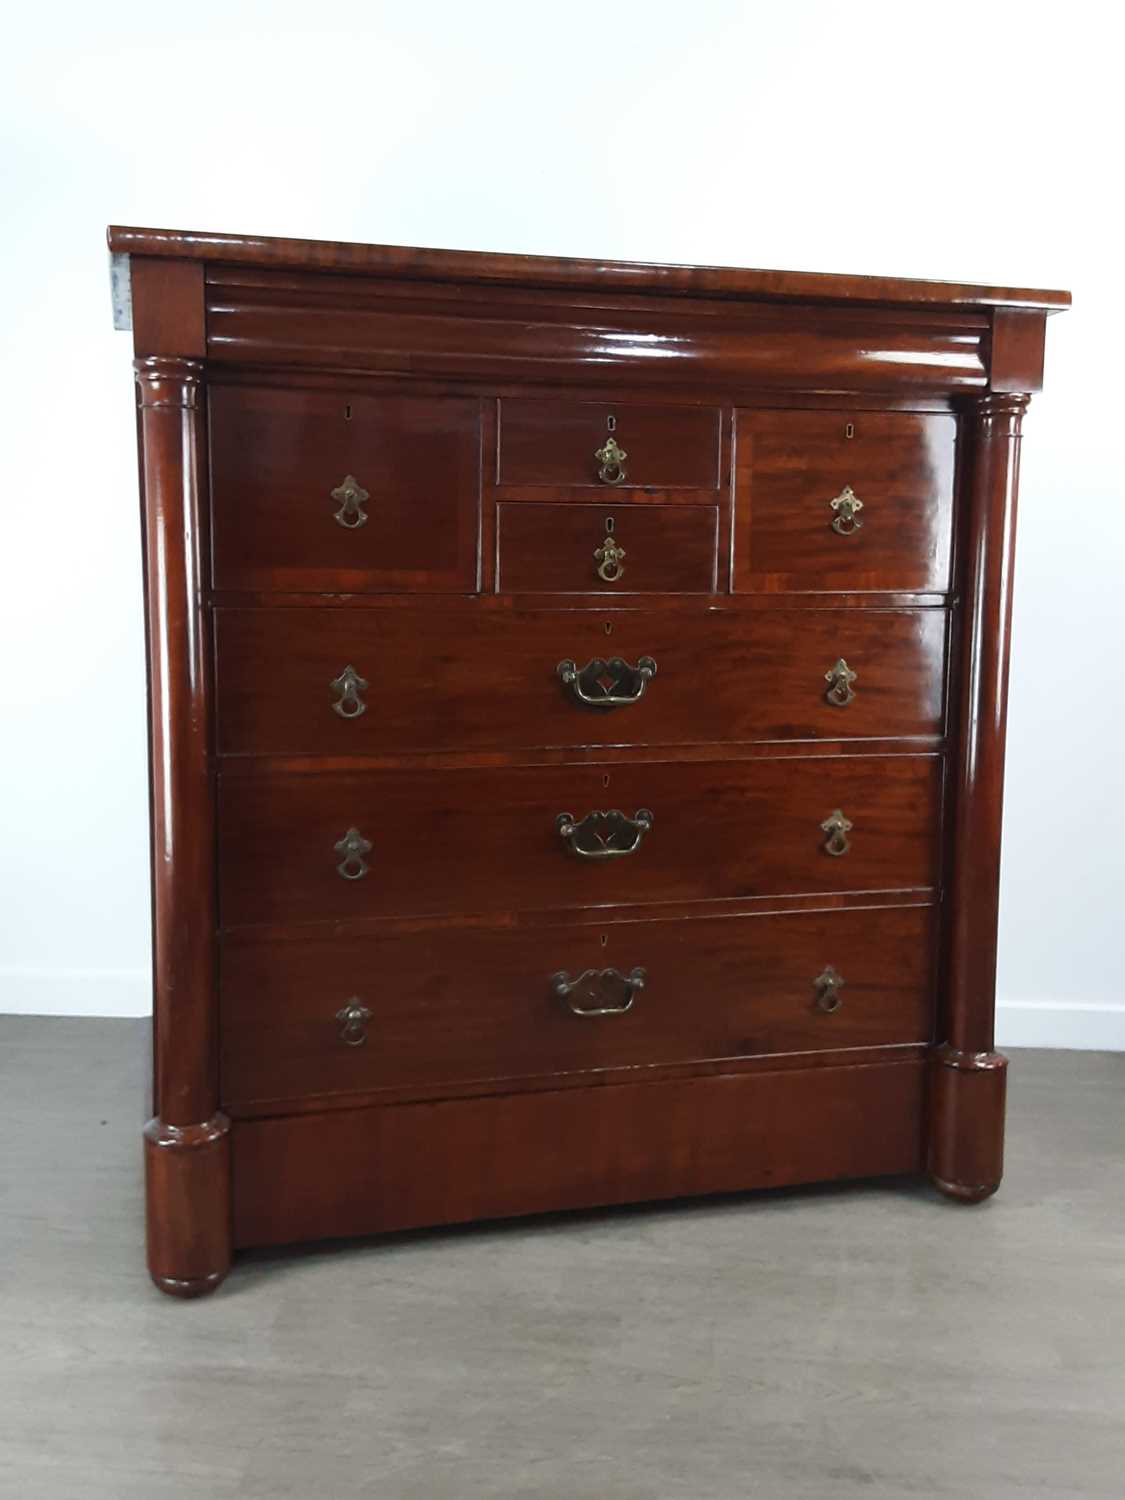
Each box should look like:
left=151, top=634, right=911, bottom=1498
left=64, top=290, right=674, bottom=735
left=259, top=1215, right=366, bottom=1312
left=927, top=1044, right=1007, bottom=1204
left=144, top=1114, right=232, bottom=1297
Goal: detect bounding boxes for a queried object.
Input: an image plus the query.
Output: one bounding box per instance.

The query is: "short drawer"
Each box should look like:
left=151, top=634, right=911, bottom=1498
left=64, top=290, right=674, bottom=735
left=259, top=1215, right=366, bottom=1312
left=498, top=398, right=721, bottom=489
left=215, top=605, right=947, bottom=755
left=217, top=754, right=942, bottom=928
left=734, top=409, right=956, bottom=592
left=209, top=386, right=480, bottom=592
left=220, top=904, right=937, bottom=1107
left=497, top=503, right=718, bottom=592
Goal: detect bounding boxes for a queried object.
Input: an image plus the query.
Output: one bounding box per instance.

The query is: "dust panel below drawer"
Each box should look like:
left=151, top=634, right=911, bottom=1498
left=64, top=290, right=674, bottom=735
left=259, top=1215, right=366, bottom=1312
left=220, top=903, right=937, bottom=1108
left=231, top=1058, right=926, bottom=1248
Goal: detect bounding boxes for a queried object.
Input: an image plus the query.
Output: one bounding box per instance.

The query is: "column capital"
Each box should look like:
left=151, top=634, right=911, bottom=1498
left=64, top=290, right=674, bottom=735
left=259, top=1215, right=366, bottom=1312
left=959, top=391, right=1031, bottom=423
left=134, top=355, right=204, bottom=410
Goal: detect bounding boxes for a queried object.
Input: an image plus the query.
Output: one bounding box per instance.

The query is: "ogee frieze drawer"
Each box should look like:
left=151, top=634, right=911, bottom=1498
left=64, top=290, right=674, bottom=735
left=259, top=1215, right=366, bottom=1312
left=220, top=903, right=937, bottom=1108
left=734, top=409, right=956, bottom=593
left=209, top=386, right=481, bottom=592
left=217, top=754, right=942, bottom=927
left=498, top=398, right=721, bottom=490
left=214, top=605, right=948, bottom=755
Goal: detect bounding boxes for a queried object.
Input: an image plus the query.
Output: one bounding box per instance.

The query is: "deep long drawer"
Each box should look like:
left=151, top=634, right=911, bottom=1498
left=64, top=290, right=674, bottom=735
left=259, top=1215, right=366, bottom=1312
left=220, top=902, right=936, bottom=1108
left=214, top=605, right=948, bottom=755
left=218, top=753, right=942, bottom=927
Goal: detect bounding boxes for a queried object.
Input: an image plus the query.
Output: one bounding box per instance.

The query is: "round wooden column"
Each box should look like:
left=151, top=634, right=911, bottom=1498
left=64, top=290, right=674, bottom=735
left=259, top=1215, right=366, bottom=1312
left=929, top=392, right=1029, bottom=1202
left=135, top=355, right=231, bottom=1294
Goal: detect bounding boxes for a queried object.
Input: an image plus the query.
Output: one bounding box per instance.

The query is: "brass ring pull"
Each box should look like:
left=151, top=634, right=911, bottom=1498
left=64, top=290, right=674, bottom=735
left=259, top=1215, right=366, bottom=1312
left=813, top=966, right=845, bottom=1013
left=335, top=997, right=372, bottom=1045
left=594, top=436, right=628, bottom=485
left=824, top=658, right=857, bottom=707
left=334, top=826, right=373, bottom=880
left=556, top=808, right=654, bottom=859
left=330, top=664, right=369, bottom=719
left=820, top=808, right=853, bottom=857
left=552, top=966, right=646, bottom=1016
left=331, top=474, right=370, bottom=529
left=594, top=517, right=627, bottom=583
left=829, top=485, right=864, bottom=535
left=557, top=656, right=657, bottom=708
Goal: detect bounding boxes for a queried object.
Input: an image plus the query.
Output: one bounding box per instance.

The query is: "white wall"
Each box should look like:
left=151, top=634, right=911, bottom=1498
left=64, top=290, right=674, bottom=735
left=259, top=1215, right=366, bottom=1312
left=2, top=1, right=1122, bottom=1048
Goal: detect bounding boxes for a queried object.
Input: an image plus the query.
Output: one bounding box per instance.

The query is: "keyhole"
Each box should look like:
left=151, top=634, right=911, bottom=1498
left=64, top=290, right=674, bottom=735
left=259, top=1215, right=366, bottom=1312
left=605, top=516, right=615, bottom=534
left=845, top=422, right=854, bottom=440
left=607, top=414, right=617, bottom=432
left=604, top=621, right=613, bottom=636
left=344, top=403, right=353, bottom=422
left=602, top=772, right=611, bottom=790
left=600, top=933, right=609, bottom=949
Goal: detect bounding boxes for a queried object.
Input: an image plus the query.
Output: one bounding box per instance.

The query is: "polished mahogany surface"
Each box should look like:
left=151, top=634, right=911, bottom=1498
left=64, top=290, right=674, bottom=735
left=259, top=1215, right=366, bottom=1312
left=214, top=603, right=948, bottom=756
left=734, top=410, right=957, bottom=593
left=496, top=503, right=719, bottom=593
left=217, top=754, right=942, bottom=928
left=220, top=902, right=936, bottom=1109
left=497, top=398, right=722, bottom=489
left=210, top=386, right=481, bottom=592
left=115, top=223, right=1067, bottom=1293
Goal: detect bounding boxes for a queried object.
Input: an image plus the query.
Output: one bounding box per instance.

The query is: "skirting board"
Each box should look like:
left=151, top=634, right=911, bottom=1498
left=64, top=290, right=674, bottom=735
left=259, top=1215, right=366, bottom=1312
left=2, top=970, right=1123, bottom=1050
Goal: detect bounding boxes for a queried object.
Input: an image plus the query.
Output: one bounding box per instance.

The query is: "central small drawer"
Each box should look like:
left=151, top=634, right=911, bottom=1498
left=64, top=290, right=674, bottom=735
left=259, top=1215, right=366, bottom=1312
left=218, top=754, right=942, bottom=928
left=498, top=398, right=721, bottom=489
left=220, top=904, right=937, bottom=1108
left=497, top=503, right=719, bottom=593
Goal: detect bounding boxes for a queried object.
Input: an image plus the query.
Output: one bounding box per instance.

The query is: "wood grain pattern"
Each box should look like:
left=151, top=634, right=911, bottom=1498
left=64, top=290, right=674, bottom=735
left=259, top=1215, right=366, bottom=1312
left=220, top=903, right=936, bottom=1109
left=214, top=603, right=948, bottom=756
left=496, top=503, right=719, bottom=593
left=209, top=385, right=481, bottom=592
left=217, top=754, right=943, bottom=928
left=497, top=398, right=721, bottom=488
left=734, top=409, right=957, bottom=593
left=108, top=223, right=1070, bottom=310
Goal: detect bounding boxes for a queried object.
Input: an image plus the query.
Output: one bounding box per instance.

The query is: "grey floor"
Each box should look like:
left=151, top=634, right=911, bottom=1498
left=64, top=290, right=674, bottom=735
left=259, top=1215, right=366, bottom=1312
left=1, top=1021, right=1122, bottom=1500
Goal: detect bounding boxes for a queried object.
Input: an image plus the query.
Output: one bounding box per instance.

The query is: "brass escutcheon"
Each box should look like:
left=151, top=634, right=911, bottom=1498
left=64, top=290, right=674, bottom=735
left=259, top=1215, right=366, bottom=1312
left=331, top=474, right=369, bottom=529
left=557, top=656, right=657, bottom=708
left=330, top=663, right=369, bottom=719
left=557, top=808, right=654, bottom=859
left=820, top=808, right=853, bottom=857
left=335, top=997, right=372, bottom=1046
left=552, top=966, right=646, bottom=1016
left=829, top=485, right=864, bottom=535
left=824, top=658, right=858, bottom=707
left=334, top=826, right=373, bottom=880
left=594, top=435, right=628, bottom=485
left=594, top=516, right=626, bottom=582
left=813, top=966, right=845, bottom=1013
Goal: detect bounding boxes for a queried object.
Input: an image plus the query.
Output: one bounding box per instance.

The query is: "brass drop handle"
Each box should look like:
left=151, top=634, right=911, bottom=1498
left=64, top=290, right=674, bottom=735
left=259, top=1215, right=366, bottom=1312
left=820, top=808, right=853, bottom=857
left=824, top=658, right=857, bottom=707
left=330, top=664, right=368, bottom=719
left=829, top=485, right=864, bottom=535
left=557, top=808, right=654, bottom=859
left=557, top=656, right=657, bottom=708
left=813, top=967, right=845, bottom=1013
left=594, top=516, right=627, bottom=583
left=331, top=474, right=369, bottom=529
left=595, top=436, right=628, bottom=485
left=334, top=826, right=373, bottom=880
left=335, top=997, right=372, bottom=1045
left=552, top=966, right=646, bottom=1016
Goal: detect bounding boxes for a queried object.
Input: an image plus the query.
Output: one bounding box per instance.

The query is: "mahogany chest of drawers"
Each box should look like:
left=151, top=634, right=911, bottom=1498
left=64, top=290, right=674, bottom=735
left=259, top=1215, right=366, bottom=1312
left=108, top=225, right=1068, bottom=1296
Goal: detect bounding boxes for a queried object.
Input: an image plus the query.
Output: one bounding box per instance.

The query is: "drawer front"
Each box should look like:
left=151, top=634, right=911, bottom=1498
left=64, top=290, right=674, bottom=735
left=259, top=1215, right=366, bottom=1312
left=497, top=503, right=718, bottom=593
left=218, top=755, right=942, bottom=927
left=215, top=606, right=947, bottom=755
left=210, top=387, right=480, bottom=592
left=734, top=410, right=956, bottom=592
left=221, top=904, right=936, bottom=1106
left=498, top=399, right=721, bottom=489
